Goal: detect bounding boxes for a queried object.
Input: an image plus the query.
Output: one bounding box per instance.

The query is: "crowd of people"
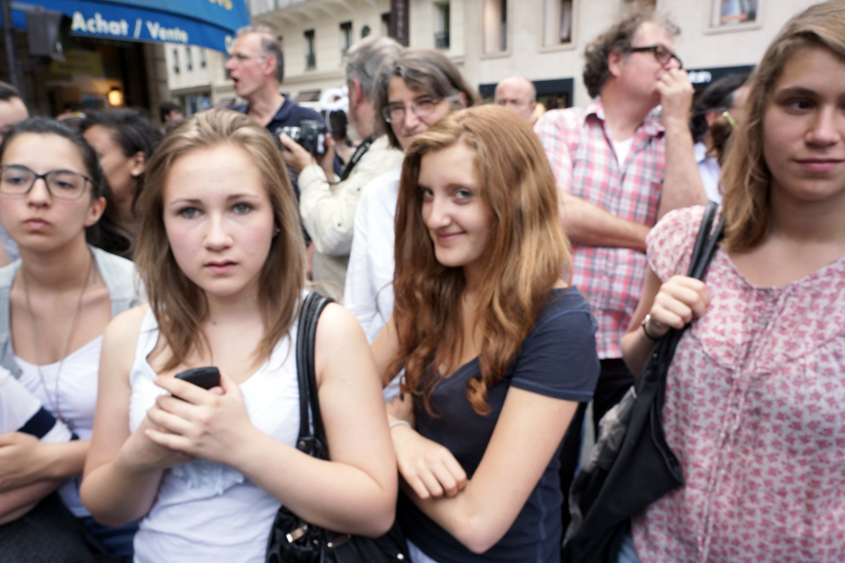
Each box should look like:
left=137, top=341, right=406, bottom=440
left=0, top=1, right=843, bottom=562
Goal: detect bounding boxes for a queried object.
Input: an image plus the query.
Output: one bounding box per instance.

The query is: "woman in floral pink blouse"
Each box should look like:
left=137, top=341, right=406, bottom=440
left=619, top=2, right=845, bottom=562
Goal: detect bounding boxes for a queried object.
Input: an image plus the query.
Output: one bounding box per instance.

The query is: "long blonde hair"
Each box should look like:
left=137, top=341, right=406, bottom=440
left=135, top=109, right=305, bottom=368
left=388, top=105, right=571, bottom=415
left=721, top=0, right=845, bottom=251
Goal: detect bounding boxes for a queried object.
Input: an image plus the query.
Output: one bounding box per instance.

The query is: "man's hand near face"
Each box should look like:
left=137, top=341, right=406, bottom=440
left=656, top=69, right=695, bottom=128
left=655, top=68, right=707, bottom=216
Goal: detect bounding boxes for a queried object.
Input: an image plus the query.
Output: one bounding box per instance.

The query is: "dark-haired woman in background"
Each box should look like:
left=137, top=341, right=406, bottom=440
left=82, top=109, right=161, bottom=257
left=690, top=73, right=749, bottom=203
left=0, top=118, right=141, bottom=558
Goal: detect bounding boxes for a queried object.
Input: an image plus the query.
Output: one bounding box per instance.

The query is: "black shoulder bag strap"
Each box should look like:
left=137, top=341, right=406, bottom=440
left=276, top=292, right=410, bottom=563
left=563, top=202, right=725, bottom=563
left=294, top=292, right=335, bottom=458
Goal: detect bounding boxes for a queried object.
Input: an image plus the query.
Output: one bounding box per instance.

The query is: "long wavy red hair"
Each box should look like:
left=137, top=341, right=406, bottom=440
left=388, top=105, right=571, bottom=415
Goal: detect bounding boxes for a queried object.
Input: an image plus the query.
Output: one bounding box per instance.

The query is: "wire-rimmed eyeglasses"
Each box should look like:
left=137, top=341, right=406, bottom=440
left=382, top=96, right=449, bottom=124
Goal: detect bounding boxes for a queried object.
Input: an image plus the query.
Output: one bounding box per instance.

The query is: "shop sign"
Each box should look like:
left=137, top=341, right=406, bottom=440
left=48, top=49, right=104, bottom=76
left=28, top=0, right=250, bottom=53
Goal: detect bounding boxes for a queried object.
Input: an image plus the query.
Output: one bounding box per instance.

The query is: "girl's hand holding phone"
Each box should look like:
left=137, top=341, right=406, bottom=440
left=117, top=416, right=194, bottom=473
left=144, top=373, right=256, bottom=467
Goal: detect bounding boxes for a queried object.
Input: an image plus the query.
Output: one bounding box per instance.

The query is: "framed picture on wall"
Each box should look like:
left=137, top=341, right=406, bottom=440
left=712, top=0, right=758, bottom=27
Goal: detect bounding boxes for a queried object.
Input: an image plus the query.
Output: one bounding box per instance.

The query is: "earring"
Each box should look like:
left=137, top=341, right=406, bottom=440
left=274, top=227, right=281, bottom=236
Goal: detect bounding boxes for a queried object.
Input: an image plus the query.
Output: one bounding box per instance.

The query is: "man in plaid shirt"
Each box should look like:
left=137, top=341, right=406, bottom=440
left=534, top=8, right=707, bottom=530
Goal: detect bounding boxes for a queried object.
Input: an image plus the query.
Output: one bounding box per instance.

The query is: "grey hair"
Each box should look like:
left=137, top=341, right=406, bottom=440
left=344, top=36, right=403, bottom=102
left=237, top=25, right=284, bottom=83
left=373, top=48, right=481, bottom=150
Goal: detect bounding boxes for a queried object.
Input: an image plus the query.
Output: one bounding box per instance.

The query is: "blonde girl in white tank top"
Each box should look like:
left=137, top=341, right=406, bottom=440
left=80, top=110, right=396, bottom=563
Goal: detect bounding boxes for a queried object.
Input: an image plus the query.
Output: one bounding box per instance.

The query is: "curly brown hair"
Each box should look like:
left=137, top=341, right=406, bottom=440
left=582, top=7, right=679, bottom=98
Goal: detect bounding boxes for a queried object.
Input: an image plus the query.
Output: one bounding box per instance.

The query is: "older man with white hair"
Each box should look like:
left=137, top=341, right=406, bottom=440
left=281, top=36, right=405, bottom=299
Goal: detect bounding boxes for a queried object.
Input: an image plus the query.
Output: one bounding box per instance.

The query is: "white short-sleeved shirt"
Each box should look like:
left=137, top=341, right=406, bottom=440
left=695, top=142, right=722, bottom=203
left=343, top=167, right=401, bottom=343
left=0, top=366, right=71, bottom=442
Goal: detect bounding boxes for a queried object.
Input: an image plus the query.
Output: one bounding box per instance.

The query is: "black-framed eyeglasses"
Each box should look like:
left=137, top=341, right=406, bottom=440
left=0, top=165, right=91, bottom=201
left=628, top=45, right=683, bottom=70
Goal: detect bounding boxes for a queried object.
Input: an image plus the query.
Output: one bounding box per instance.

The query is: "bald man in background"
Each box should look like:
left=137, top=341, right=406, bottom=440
left=495, top=75, right=537, bottom=121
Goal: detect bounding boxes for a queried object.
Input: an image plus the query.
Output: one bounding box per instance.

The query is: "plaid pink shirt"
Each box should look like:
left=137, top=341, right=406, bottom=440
left=534, top=97, right=664, bottom=359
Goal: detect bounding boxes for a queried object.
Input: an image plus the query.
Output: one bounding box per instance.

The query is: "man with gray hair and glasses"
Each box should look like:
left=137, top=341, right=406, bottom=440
left=280, top=36, right=404, bottom=300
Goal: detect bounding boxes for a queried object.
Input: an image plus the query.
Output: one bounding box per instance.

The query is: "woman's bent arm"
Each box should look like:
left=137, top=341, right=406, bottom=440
left=238, top=305, right=396, bottom=536
left=80, top=307, right=184, bottom=526
left=0, top=433, right=88, bottom=491
left=406, top=387, right=578, bottom=554
left=0, top=479, right=61, bottom=525
left=621, top=267, right=711, bottom=375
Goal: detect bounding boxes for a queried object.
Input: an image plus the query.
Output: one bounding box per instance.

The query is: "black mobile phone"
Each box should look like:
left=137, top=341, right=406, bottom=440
left=174, top=366, right=221, bottom=391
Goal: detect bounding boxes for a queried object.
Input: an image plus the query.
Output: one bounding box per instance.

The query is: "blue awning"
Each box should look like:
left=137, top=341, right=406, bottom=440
left=9, top=0, right=251, bottom=53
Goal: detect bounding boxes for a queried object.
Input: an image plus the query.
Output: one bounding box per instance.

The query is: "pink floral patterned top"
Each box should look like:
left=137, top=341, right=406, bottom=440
left=632, top=206, right=845, bottom=563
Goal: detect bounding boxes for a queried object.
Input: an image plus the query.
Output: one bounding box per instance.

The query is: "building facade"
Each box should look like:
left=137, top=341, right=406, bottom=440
left=165, top=0, right=821, bottom=114
left=164, top=45, right=230, bottom=114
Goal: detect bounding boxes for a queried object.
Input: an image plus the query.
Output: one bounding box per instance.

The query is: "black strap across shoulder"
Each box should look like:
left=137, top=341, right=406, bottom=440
left=562, top=201, right=724, bottom=563
left=268, top=292, right=410, bottom=563
left=339, top=135, right=373, bottom=182
left=294, top=292, right=335, bottom=459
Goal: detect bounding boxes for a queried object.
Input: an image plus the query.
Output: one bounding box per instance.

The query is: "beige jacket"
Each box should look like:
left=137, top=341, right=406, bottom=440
left=299, top=135, right=405, bottom=299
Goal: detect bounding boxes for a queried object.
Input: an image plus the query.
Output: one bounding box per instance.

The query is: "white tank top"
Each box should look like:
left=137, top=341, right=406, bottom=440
left=17, top=336, right=103, bottom=517
left=129, top=307, right=302, bottom=563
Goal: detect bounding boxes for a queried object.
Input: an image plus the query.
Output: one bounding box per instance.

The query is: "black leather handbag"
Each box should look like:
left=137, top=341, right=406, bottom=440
left=562, top=202, right=725, bottom=563
left=266, top=292, right=410, bottom=563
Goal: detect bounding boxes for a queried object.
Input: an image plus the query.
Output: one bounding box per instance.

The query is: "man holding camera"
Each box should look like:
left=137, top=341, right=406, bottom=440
left=279, top=37, right=404, bottom=300
left=227, top=25, right=338, bottom=198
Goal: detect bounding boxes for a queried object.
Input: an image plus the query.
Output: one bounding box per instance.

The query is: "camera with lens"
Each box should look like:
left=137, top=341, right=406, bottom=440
left=276, top=119, right=327, bottom=156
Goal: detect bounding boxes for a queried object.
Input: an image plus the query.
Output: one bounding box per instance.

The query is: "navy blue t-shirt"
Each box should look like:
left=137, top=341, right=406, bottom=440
left=399, top=287, right=599, bottom=563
